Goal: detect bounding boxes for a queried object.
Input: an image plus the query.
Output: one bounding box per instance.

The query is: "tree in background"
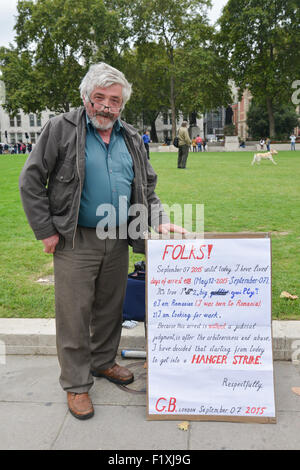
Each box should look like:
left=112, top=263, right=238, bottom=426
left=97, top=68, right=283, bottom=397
left=0, top=0, right=126, bottom=114
left=247, top=100, right=299, bottom=140
left=109, top=0, right=232, bottom=138
left=174, top=23, right=232, bottom=122
left=120, top=43, right=171, bottom=142
left=218, top=0, right=300, bottom=138
left=0, top=0, right=233, bottom=137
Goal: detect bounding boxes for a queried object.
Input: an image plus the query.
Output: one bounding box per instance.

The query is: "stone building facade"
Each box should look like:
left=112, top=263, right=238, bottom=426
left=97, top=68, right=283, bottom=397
left=0, top=106, right=54, bottom=145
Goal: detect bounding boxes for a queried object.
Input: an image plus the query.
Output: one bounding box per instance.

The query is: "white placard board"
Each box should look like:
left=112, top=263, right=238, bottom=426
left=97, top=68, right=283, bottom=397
left=146, top=234, right=276, bottom=423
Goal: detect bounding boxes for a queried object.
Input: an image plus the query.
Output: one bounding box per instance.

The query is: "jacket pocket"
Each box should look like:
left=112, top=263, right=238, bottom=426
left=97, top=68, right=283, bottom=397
left=55, top=162, right=75, bottom=183
left=51, top=162, right=76, bottom=215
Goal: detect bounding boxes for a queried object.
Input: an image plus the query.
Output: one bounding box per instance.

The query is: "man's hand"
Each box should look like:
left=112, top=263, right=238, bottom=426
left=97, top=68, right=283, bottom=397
left=42, top=234, right=60, bottom=254
left=157, top=223, right=188, bottom=235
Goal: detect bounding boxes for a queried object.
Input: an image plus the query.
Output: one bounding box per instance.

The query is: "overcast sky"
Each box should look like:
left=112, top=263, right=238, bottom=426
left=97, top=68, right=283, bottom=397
left=0, top=0, right=228, bottom=48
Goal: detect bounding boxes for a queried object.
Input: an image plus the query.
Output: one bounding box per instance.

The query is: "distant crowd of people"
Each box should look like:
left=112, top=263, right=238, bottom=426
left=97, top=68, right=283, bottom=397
left=191, top=135, right=208, bottom=152
left=142, top=127, right=298, bottom=169
left=0, top=142, right=33, bottom=154
left=259, top=134, right=297, bottom=151
left=259, top=138, right=269, bottom=150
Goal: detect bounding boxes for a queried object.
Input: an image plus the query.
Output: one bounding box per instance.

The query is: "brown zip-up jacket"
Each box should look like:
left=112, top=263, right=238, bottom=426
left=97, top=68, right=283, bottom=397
left=19, top=107, right=169, bottom=254
left=178, top=126, right=191, bottom=147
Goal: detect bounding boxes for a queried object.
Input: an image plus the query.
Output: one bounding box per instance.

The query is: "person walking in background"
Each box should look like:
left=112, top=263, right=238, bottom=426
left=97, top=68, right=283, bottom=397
left=196, top=135, right=202, bottom=152
left=260, top=138, right=265, bottom=150
left=266, top=137, right=271, bottom=151
left=192, top=137, right=197, bottom=152
left=142, top=130, right=151, bottom=159
left=290, top=133, right=296, bottom=150
left=177, top=121, right=191, bottom=169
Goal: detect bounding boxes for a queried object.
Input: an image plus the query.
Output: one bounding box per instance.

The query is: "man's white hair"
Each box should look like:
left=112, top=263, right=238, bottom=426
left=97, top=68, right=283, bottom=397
left=79, top=62, right=132, bottom=109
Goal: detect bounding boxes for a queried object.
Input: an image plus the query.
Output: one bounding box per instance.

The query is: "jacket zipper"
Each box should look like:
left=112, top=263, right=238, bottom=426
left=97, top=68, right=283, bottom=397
left=72, top=127, right=82, bottom=249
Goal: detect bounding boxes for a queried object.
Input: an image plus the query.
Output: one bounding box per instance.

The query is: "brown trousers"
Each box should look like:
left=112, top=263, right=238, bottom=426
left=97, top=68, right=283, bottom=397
left=177, top=145, right=190, bottom=169
left=53, top=226, right=129, bottom=393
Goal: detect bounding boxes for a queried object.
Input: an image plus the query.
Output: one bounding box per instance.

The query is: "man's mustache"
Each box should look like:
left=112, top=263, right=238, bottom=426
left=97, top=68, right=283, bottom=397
left=95, top=111, right=115, bottom=119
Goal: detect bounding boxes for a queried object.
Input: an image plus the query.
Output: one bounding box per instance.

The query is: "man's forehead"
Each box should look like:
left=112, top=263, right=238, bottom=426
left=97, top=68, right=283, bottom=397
left=91, top=84, right=123, bottom=98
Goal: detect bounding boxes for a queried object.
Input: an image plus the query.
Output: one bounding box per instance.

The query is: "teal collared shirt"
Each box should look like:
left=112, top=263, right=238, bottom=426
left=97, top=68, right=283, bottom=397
left=78, top=113, right=134, bottom=228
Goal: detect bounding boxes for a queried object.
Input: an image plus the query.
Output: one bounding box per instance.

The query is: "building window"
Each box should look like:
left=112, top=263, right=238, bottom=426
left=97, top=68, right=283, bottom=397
left=30, top=132, right=36, bottom=143
left=36, top=114, right=42, bottom=126
left=9, top=116, right=15, bottom=127
left=16, top=114, right=22, bottom=127
left=9, top=133, right=16, bottom=144
left=29, top=114, right=35, bottom=126
left=206, top=108, right=224, bottom=135
left=17, top=133, right=23, bottom=142
left=169, top=114, right=172, bottom=125
left=163, top=113, right=168, bottom=125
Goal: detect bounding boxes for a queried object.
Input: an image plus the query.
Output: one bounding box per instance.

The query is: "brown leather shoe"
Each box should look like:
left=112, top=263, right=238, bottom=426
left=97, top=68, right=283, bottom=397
left=91, top=363, right=134, bottom=385
left=67, top=392, right=94, bottom=420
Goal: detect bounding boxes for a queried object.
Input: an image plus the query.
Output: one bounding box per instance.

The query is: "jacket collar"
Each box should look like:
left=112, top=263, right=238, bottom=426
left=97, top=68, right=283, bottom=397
left=62, top=106, right=86, bottom=126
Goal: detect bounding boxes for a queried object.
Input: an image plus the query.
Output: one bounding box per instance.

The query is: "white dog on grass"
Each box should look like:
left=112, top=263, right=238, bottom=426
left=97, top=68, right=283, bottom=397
left=251, top=149, right=278, bottom=165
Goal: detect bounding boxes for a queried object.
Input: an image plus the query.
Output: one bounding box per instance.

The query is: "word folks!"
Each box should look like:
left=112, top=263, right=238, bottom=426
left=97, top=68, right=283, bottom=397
left=162, top=243, right=213, bottom=261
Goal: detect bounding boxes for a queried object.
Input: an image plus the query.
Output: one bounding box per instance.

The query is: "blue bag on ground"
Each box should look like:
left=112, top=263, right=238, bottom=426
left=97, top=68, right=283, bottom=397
left=122, top=261, right=146, bottom=321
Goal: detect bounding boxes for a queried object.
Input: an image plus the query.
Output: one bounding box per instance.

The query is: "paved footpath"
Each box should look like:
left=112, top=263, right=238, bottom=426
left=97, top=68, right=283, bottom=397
left=0, top=356, right=299, bottom=451
left=0, top=319, right=300, bottom=451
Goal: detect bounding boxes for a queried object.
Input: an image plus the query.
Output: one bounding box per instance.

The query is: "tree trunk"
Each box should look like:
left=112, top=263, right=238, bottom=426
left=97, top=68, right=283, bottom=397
left=170, top=73, right=176, bottom=139
left=266, top=97, right=275, bottom=138
left=150, top=120, right=158, bottom=143
left=168, top=46, right=177, bottom=140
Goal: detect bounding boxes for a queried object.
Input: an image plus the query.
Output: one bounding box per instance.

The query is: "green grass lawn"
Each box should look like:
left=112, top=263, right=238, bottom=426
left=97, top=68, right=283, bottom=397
left=0, top=150, right=299, bottom=319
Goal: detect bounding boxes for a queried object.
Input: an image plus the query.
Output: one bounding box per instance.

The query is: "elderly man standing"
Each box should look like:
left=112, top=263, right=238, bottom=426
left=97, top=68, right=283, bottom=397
left=177, top=121, right=191, bottom=169
left=19, top=62, right=186, bottom=420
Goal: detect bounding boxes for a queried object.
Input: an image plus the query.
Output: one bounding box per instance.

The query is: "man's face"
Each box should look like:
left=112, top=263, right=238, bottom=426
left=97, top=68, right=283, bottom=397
left=84, top=84, right=123, bottom=131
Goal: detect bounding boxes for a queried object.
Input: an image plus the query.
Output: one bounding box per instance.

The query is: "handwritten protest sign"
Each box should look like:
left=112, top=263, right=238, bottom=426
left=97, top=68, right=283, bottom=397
left=146, top=234, right=276, bottom=423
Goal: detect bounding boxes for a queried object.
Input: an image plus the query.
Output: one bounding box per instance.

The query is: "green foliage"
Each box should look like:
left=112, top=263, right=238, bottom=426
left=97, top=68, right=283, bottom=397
left=120, top=43, right=171, bottom=131
left=247, top=101, right=299, bottom=139
left=218, top=0, right=300, bottom=137
left=0, top=0, right=232, bottom=131
left=174, top=25, right=232, bottom=115
left=0, top=0, right=127, bottom=114
left=113, top=0, right=232, bottom=137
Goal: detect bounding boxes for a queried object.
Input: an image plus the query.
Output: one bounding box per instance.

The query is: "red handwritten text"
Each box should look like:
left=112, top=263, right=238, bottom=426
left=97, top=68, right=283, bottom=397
left=162, top=244, right=213, bottom=261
